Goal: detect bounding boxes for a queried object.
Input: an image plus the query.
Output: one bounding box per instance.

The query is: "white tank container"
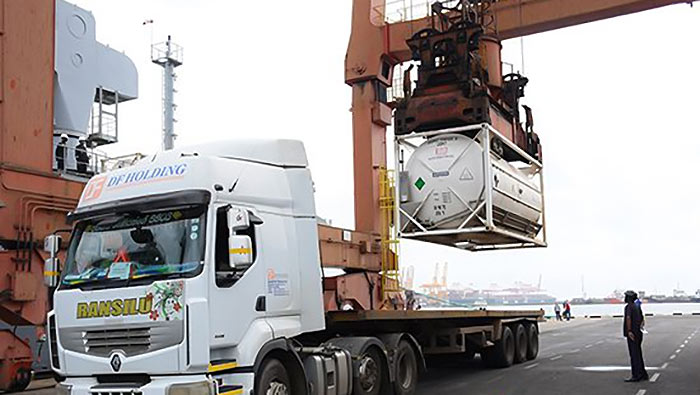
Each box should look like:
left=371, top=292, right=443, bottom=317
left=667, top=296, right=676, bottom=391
left=401, top=133, right=542, bottom=233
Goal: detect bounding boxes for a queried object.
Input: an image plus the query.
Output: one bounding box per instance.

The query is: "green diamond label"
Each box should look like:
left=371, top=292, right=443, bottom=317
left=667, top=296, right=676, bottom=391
left=414, top=177, right=426, bottom=190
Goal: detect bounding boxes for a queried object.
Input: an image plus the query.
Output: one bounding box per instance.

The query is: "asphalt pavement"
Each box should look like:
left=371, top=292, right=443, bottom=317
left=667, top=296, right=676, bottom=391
left=10, top=316, right=699, bottom=395
left=417, top=315, right=700, bottom=395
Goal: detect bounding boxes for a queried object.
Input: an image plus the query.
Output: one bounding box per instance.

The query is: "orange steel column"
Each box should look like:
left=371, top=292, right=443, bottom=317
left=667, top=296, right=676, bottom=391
left=346, top=0, right=394, bottom=234
left=350, top=82, right=387, bottom=234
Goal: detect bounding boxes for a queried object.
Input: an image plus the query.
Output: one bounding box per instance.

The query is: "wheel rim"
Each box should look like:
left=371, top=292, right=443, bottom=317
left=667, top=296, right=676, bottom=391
left=506, top=333, right=514, bottom=361
left=519, top=331, right=527, bottom=357
left=266, top=380, right=289, bottom=395
left=358, top=354, right=379, bottom=392
left=397, top=351, right=415, bottom=389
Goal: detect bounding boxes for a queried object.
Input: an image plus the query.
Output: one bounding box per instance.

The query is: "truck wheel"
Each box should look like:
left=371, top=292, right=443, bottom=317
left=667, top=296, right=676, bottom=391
left=7, top=368, right=32, bottom=393
left=526, top=323, right=539, bottom=360
left=482, top=326, right=515, bottom=368
left=257, top=358, right=291, bottom=395
left=354, top=347, right=383, bottom=395
left=393, top=341, right=417, bottom=395
left=513, top=324, right=528, bottom=364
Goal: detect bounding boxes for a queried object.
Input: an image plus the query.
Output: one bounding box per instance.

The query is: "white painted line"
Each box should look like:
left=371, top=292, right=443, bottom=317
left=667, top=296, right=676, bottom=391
left=670, top=355, right=677, bottom=360
left=585, top=344, right=593, bottom=348
left=550, top=355, right=563, bottom=361
left=650, top=373, right=660, bottom=382
left=675, top=349, right=681, bottom=353
left=596, top=340, right=604, bottom=345
left=661, top=362, right=669, bottom=370
left=575, top=366, right=661, bottom=372
left=524, top=363, right=539, bottom=370
left=684, top=340, right=688, bottom=344
left=570, top=348, right=581, bottom=353
left=635, top=390, right=647, bottom=395
left=680, top=344, right=685, bottom=348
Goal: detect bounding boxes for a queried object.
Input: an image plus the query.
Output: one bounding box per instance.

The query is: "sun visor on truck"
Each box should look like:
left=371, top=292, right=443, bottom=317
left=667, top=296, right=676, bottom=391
left=67, top=190, right=211, bottom=224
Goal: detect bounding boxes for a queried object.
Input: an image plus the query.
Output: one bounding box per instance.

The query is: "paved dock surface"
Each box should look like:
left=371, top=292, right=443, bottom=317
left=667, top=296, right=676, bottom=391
left=417, top=315, right=700, bottom=395
left=8, top=316, right=699, bottom=395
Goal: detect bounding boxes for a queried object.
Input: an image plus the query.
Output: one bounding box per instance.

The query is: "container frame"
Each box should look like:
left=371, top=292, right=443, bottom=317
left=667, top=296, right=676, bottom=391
left=394, top=123, right=547, bottom=251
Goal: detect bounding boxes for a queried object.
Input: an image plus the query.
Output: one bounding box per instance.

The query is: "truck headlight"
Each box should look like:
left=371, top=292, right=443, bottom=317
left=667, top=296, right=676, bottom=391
left=167, top=381, right=214, bottom=395
left=56, top=384, right=72, bottom=395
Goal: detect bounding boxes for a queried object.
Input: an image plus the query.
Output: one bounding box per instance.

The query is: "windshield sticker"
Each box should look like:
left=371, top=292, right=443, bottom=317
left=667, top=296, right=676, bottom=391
left=107, top=262, right=132, bottom=280
left=92, top=211, right=180, bottom=232
left=76, top=280, right=184, bottom=320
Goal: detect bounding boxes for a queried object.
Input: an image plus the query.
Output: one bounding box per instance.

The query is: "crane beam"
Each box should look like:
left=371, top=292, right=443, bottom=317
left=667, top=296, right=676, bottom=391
left=383, top=0, right=692, bottom=62
left=347, top=0, right=692, bottom=84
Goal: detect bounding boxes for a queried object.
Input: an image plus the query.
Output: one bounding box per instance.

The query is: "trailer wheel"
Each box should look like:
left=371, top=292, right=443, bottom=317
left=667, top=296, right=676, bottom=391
left=513, top=324, right=528, bottom=364
left=354, top=347, right=383, bottom=395
left=482, top=326, right=515, bottom=368
left=257, top=358, right=291, bottom=395
left=526, top=323, right=539, bottom=360
left=393, top=341, right=418, bottom=395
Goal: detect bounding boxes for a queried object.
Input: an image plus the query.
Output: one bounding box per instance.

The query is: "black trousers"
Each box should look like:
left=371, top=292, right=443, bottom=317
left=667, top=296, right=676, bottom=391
left=627, top=334, right=648, bottom=379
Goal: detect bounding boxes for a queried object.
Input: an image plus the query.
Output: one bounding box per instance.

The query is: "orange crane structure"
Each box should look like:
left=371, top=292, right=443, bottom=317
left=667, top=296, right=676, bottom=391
left=335, top=0, right=693, bottom=307
left=0, top=0, right=136, bottom=390
left=0, top=0, right=695, bottom=391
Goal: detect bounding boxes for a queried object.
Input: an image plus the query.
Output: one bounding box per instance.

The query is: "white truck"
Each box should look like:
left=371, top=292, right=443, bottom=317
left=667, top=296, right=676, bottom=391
left=46, top=139, right=542, bottom=395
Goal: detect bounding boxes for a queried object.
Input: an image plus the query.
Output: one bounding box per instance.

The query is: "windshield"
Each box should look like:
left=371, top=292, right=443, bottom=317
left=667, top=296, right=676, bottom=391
left=61, top=206, right=206, bottom=288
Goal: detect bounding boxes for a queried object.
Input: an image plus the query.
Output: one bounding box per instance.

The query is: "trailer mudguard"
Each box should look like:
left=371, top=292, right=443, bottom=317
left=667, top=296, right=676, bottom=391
left=376, top=333, right=427, bottom=374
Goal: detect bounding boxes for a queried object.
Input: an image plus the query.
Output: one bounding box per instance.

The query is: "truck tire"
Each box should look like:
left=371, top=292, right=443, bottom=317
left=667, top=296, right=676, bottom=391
left=481, top=326, right=515, bottom=368
left=257, top=358, right=291, bottom=395
left=526, top=323, right=539, bottom=360
left=354, top=347, right=383, bottom=395
left=7, top=368, right=31, bottom=393
left=513, top=323, right=528, bottom=364
left=393, top=341, right=418, bottom=395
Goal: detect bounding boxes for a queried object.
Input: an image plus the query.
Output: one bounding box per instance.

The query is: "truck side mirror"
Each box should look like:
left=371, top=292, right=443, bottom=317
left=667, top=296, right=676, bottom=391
left=44, top=235, right=62, bottom=254
left=43, top=235, right=62, bottom=287
left=226, top=206, right=250, bottom=232
left=228, top=235, right=253, bottom=269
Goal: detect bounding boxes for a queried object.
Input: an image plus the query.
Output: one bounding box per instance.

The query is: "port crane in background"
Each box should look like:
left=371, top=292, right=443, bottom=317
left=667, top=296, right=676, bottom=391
left=337, top=0, right=695, bottom=309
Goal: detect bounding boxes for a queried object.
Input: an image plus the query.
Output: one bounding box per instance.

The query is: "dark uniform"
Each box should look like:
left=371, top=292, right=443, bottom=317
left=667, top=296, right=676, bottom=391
left=55, top=138, right=67, bottom=171
left=623, top=293, right=648, bottom=381
left=75, top=141, right=89, bottom=173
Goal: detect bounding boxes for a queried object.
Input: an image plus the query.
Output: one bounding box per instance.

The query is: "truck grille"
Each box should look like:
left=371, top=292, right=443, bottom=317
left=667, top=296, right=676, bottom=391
left=84, top=327, right=151, bottom=356
left=60, top=321, right=183, bottom=357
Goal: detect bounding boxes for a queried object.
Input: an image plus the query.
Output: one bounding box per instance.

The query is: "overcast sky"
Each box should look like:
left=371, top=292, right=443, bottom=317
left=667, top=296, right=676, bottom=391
left=72, top=1, right=700, bottom=299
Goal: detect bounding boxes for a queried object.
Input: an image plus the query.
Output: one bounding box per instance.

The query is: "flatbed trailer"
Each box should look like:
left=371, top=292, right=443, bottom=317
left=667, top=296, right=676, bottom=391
left=324, top=309, right=543, bottom=365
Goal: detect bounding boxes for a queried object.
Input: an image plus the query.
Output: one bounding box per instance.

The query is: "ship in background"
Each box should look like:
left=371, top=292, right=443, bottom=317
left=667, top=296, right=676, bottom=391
left=407, top=264, right=556, bottom=307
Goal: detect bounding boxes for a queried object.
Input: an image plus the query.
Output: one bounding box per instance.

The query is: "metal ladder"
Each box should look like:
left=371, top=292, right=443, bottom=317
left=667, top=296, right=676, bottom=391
left=379, top=168, right=401, bottom=299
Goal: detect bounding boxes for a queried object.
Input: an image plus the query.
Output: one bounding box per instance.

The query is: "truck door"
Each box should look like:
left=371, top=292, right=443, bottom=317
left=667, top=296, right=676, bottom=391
left=208, top=205, right=268, bottom=348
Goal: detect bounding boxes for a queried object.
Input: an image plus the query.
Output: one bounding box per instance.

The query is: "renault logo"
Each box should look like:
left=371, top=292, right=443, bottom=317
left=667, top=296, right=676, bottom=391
left=110, top=354, right=122, bottom=372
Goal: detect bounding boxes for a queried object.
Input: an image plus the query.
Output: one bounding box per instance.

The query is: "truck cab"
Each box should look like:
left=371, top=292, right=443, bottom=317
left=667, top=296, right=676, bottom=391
left=49, top=140, right=326, bottom=394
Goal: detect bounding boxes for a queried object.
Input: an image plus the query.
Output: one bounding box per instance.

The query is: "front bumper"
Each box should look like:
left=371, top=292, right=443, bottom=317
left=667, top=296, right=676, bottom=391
left=63, top=373, right=254, bottom=395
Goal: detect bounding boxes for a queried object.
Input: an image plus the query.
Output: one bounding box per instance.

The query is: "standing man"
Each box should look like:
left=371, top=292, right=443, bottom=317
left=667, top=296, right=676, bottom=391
left=55, top=134, right=68, bottom=171
left=564, top=300, right=571, bottom=321
left=75, top=137, right=90, bottom=174
left=624, top=290, right=649, bottom=382
left=554, top=303, right=562, bottom=321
